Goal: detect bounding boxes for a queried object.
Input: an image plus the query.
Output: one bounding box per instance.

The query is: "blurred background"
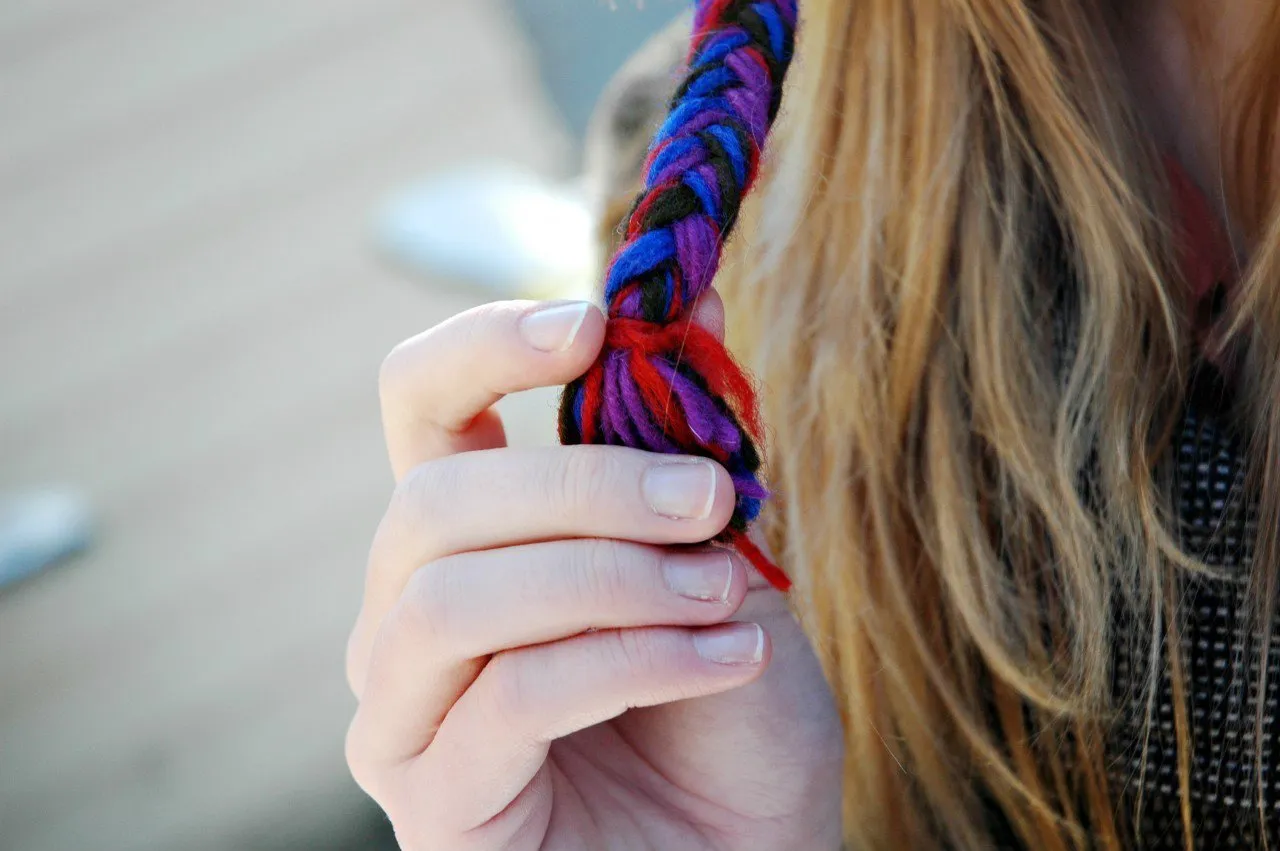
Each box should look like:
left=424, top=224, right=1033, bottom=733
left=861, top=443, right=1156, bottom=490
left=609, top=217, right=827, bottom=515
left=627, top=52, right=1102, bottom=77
left=0, top=1, right=683, bottom=848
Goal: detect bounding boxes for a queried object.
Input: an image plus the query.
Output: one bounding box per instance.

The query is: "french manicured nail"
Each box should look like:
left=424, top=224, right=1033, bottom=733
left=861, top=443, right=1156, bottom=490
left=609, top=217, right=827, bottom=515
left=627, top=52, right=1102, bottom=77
left=694, top=623, right=764, bottom=665
left=642, top=460, right=717, bottom=520
left=519, top=301, right=592, bottom=352
left=664, top=552, right=734, bottom=602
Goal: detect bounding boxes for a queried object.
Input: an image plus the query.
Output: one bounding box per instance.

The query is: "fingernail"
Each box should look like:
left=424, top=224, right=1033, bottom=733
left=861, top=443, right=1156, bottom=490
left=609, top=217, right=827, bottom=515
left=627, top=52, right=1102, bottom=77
left=693, top=623, right=764, bottom=665
left=663, top=552, right=734, bottom=602
left=519, top=301, right=592, bottom=352
left=642, top=460, right=717, bottom=520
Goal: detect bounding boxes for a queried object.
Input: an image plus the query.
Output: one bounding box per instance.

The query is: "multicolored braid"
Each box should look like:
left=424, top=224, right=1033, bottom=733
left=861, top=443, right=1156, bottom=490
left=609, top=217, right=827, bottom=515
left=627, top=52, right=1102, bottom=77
left=559, top=0, right=797, bottom=592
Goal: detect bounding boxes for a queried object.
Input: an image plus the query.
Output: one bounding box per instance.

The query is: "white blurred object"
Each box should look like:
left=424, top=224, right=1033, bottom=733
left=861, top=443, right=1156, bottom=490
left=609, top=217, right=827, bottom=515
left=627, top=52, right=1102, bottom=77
left=376, top=164, right=598, bottom=298
left=0, top=488, right=93, bottom=591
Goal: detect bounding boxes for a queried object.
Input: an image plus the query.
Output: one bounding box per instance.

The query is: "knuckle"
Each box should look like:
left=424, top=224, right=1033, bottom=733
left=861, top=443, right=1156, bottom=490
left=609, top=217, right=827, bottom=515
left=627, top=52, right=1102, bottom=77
left=610, top=628, right=664, bottom=676
left=463, top=300, right=512, bottom=340
left=396, top=460, right=444, bottom=519
left=566, top=539, right=633, bottom=611
left=344, top=627, right=367, bottom=698
left=365, top=506, right=407, bottom=590
left=390, top=460, right=454, bottom=541
left=364, top=512, right=395, bottom=580
left=378, top=334, right=421, bottom=402
left=484, top=655, right=539, bottom=741
left=394, top=564, right=452, bottom=650
left=364, top=464, right=451, bottom=591
left=344, top=712, right=383, bottom=798
left=379, top=302, right=515, bottom=394
left=440, top=301, right=510, bottom=369
left=553, top=446, right=621, bottom=513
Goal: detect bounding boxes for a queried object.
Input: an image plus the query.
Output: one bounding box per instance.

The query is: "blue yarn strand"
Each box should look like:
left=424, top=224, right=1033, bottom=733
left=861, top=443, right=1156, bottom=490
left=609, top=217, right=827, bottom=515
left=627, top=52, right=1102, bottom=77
left=683, top=170, right=721, bottom=225
left=651, top=96, right=735, bottom=148
left=751, top=3, right=787, bottom=59
left=648, top=136, right=701, bottom=181
left=692, top=29, right=750, bottom=68
left=604, top=229, right=676, bottom=300
left=684, top=65, right=737, bottom=99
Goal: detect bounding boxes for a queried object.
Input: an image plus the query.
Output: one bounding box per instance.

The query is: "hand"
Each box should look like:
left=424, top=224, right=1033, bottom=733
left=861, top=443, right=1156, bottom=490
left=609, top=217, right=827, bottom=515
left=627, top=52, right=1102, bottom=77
left=345, top=297, right=844, bottom=851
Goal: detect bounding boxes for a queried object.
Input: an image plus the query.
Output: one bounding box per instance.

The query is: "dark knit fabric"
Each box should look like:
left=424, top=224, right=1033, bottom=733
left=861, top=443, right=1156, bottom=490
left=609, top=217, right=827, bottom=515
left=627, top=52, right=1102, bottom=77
left=1106, top=361, right=1278, bottom=849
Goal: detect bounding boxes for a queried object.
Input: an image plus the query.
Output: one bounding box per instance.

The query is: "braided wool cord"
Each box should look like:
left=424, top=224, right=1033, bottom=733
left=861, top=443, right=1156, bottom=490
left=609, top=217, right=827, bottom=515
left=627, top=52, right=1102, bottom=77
left=559, top=0, right=798, bottom=591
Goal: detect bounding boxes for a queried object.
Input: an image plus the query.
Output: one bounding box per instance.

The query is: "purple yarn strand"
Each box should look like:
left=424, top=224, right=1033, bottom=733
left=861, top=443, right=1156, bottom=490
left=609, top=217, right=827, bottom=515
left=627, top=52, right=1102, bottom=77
left=731, top=473, right=770, bottom=501
left=618, top=356, right=682, bottom=454
left=652, top=148, right=708, bottom=187
left=673, top=215, right=721, bottom=296
left=599, top=353, right=629, bottom=446
left=693, top=163, right=723, bottom=210
left=618, top=289, right=644, bottom=318
left=656, top=361, right=743, bottom=454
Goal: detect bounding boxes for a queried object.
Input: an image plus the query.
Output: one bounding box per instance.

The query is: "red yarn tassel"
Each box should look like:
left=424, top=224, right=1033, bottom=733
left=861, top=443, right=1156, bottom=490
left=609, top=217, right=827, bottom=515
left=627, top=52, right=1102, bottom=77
left=727, top=530, right=792, bottom=592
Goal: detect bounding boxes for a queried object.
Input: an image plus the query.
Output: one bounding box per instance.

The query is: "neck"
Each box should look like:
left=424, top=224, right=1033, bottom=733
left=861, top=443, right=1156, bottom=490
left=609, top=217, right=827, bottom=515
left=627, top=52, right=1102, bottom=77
left=1117, top=0, right=1259, bottom=242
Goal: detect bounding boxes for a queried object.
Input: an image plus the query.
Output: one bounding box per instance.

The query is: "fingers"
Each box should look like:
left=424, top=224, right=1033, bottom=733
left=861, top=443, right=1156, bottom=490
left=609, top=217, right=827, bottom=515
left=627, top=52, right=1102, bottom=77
left=377, top=291, right=727, bottom=481
left=379, top=300, right=606, bottom=480
left=379, top=446, right=735, bottom=566
left=347, top=541, right=749, bottom=767
left=433, top=624, right=768, bottom=832
left=355, top=622, right=769, bottom=838
left=349, top=446, right=736, bottom=686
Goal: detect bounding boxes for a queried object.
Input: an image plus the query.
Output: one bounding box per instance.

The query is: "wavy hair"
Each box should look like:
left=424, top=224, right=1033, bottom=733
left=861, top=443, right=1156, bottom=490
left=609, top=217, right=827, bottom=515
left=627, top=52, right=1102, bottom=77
left=587, top=1, right=1280, bottom=847
left=708, top=1, right=1280, bottom=848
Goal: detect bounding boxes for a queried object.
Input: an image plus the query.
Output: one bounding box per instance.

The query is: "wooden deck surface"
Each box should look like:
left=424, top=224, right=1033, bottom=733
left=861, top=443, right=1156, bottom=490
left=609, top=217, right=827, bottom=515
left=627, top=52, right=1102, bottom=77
left=0, top=2, right=569, bottom=848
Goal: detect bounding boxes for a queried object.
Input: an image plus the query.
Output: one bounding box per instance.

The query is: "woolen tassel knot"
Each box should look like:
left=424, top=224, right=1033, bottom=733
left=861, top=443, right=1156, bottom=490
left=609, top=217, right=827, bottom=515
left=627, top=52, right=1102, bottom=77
left=559, top=0, right=797, bottom=592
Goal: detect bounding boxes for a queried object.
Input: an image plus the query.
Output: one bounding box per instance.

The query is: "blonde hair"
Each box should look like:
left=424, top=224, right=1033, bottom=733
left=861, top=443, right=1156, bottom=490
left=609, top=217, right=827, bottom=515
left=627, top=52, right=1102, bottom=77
left=714, top=1, right=1280, bottom=848
left=587, top=1, right=1280, bottom=847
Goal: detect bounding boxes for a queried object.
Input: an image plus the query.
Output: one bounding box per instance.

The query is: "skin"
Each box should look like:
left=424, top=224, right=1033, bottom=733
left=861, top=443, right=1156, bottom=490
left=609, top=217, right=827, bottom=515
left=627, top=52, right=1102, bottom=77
left=1121, top=0, right=1260, bottom=239
left=345, top=293, right=843, bottom=851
